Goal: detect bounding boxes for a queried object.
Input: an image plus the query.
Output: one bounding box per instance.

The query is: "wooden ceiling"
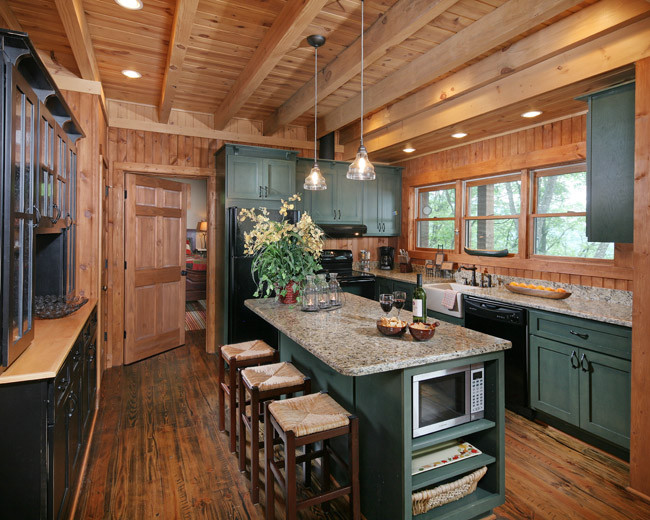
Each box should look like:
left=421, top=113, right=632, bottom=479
left=2, top=0, right=649, bottom=162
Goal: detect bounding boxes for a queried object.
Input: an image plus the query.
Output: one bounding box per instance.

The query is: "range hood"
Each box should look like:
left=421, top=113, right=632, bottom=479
left=319, top=224, right=367, bottom=238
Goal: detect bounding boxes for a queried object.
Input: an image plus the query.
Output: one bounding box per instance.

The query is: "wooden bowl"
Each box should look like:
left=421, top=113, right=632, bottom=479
left=376, top=320, right=408, bottom=337
left=408, top=322, right=440, bottom=341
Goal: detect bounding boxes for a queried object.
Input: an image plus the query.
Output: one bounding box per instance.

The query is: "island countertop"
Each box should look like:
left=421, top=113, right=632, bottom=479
left=245, top=293, right=510, bottom=376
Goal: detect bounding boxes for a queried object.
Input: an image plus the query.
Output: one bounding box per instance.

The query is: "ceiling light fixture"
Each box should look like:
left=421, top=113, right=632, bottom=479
left=121, top=69, right=142, bottom=79
left=347, top=0, right=375, bottom=181
left=403, top=147, right=416, bottom=153
left=451, top=132, right=467, bottom=139
left=521, top=110, right=542, bottom=118
left=115, top=0, right=143, bottom=10
left=304, top=35, right=327, bottom=191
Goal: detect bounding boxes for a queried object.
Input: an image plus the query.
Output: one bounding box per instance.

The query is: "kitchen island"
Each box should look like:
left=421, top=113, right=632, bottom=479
left=245, top=294, right=510, bottom=520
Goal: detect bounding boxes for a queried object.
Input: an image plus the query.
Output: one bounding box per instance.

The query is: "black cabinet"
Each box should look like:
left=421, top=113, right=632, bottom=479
left=1, top=30, right=83, bottom=374
left=0, top=306, right=97, bottom=519
left=583, top=82, right=635, bottom=243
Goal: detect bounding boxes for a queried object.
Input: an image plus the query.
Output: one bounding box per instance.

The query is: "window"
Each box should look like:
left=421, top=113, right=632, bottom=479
left=464, top=175, right=520, bottom=253
left=532, top=165, right=614, bottom=259
left=416, top=184, right=455, bottom=250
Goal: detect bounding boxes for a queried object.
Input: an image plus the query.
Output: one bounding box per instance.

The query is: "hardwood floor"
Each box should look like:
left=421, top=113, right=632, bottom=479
left=76, top=334, right=650, bottom=519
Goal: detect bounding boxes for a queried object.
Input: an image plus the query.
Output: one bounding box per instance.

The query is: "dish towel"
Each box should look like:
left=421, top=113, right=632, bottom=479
left=441, top=290, right=458, bottom=310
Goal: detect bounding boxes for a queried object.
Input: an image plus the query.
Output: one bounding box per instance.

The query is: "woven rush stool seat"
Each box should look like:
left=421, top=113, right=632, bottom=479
left=218, top=340, right=278, bottom=453
left=269, top=392, right=350, bottom=437
left=238, top=362, right=311, bottom=504
left=264, top=392, right=359, bottom=520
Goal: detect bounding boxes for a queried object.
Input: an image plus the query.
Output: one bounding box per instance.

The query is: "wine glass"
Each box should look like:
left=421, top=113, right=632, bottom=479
left=379, top=293, right=394, bottom=318
left=393, top=291, right=406, bottom=319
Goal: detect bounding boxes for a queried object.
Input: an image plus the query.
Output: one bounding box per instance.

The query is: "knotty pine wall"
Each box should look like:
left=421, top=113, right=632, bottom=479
left=398, top=114, right=634, bottom=291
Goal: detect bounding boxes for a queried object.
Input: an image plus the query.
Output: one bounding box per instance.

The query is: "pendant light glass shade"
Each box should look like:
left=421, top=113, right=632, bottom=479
left=347, top=145, right=375, bottom=180
left=305, top=35, right=327, bottom=190
left=304, top=162, right=327, bottom=190
left=347, top=0, right=375, bottom=181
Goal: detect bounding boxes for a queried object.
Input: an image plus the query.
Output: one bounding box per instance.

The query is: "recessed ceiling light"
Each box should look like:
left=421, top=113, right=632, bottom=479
left=122, top=69, right=142, bottom=79
left=403, top=147, right=415, bottom=153
left=451, top=132, right=467, bottom=139
left=115, top=0, right=143, bottom=9
left=521, top=110, right=542, bottom=118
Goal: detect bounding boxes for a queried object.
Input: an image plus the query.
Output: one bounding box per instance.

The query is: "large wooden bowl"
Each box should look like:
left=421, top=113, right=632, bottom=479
left=408, top=322, right=440, bottom=341
left=505, top=284, right=571, bottom=299
left=376, top=319, right=408, bottom=337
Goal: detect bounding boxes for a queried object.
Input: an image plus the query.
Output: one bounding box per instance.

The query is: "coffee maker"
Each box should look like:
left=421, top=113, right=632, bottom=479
left=379, top=246, right=395, bottom=270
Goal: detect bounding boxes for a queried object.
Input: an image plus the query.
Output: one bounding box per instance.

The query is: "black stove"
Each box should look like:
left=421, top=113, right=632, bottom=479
left=319, top=250, right=376, bottom=298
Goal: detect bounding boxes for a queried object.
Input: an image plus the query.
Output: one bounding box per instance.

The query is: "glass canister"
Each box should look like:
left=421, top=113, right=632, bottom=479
left=328, top=272, right=342, bottom=307
left=301, top=274, right=319, bottom=312
left=316, top=273, right=331, bottom=309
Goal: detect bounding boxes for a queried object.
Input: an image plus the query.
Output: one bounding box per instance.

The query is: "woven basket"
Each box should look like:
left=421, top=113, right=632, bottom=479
left=412, top=466, right=487, bottom=516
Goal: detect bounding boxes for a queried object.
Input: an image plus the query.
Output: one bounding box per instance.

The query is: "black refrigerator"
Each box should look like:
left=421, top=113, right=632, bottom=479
left=227, top=207, right=300, bottom=346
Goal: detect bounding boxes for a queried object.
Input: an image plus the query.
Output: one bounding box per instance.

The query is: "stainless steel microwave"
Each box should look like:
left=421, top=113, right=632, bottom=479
left=412, top=363, right=485, bottom=437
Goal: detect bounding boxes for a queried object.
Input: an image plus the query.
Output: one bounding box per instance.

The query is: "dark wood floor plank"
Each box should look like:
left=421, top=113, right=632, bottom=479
left=76, top=332, right=650, bottom=520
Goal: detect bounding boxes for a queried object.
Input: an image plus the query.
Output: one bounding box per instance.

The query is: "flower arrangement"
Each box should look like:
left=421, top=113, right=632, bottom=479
left=239, top=194, right=324, bottom=301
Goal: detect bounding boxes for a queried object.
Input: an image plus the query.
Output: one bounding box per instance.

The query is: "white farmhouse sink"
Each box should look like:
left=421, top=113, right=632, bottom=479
left=423, top=283, right=466, bottom=319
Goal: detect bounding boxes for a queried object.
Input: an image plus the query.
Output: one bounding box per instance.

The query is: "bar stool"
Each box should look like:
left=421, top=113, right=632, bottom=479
left=264, top=392, right=360, bottom=520
left=238, top=362, right=311, bottom=503
left=218, top=340, right=278, bottom=453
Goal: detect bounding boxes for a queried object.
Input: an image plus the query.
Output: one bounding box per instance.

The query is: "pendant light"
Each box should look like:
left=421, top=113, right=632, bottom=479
left=304, top=35, right=327, bottom=191
left=347, top=0, right=375, bottom=181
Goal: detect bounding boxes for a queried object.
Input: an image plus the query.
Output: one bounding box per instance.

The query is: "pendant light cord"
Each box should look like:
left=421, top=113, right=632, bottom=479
left=360, top=0, right=364, bottom=146
left=314, top=44, right=318, bottom=161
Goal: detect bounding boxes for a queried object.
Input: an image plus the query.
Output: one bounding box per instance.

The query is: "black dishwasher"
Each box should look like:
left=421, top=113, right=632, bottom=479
left=463, top=295, right=532, bottom=418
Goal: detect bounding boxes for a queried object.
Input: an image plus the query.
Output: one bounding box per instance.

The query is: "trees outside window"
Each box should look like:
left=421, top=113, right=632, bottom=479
left=416, top=185, right=455, bottom=250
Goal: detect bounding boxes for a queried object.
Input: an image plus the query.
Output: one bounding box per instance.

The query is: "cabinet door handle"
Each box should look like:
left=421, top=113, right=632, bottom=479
left=382, top=223, right=385, bottom=232
left=33, top=205, right=41, bottom=228
left=52, top=204, right=61, bottom=224
left=333, top=209, right=337, bottom=220
left=570, top=350, right=579, bottom=369
left=338, top=209, right=341, bottom=220
left=580, top=353, right=589, bottom=372
left=569, top=330, right=589, bottom=340
left=264, top=186, right=268, bottom=198
left=65, top=212, right=72, bottom=230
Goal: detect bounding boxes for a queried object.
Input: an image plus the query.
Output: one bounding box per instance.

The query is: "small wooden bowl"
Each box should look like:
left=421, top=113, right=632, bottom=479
left=376, top=320, right=408, bottom=337
left=408, top=322, right=440, bottom=341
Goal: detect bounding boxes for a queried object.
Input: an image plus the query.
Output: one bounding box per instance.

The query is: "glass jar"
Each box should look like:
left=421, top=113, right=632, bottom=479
left=301, top=274, right=319, bottom=312
left=316, top=273, right=331, bottom=309
left=328, top=272, right=342, bottom=307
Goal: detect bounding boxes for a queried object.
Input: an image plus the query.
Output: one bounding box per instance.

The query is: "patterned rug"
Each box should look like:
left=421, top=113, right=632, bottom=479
left=185, top=300, right=206, bottom=331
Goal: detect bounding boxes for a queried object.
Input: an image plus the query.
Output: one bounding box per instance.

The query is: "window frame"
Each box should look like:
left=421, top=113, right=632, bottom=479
left=414, top=182, right=458, bottom=252
left=463, top=173, right=521, bottom=256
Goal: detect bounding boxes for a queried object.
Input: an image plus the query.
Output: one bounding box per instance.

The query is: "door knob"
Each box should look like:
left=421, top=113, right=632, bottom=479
left=102, top=285, right=108, bottom=292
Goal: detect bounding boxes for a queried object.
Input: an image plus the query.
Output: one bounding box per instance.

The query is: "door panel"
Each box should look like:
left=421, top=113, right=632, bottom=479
left=306, top=165, right=337, bottom=223
left=264, top=159, right=294, bottom=200
left=380, top=173, right=401, bottom=235
left=579, top=349, right=630, bottom=448
left=529, top=336, right=580, bottom=425
left=227, top=155, right=262, bottom=200
left=124, top=175, right=186, bottom=364
left=336, top=164, right=363, bottom=224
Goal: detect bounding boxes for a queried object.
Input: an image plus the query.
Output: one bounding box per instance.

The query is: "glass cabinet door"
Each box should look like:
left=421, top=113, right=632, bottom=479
left=39, top=114, right=56, bottom=220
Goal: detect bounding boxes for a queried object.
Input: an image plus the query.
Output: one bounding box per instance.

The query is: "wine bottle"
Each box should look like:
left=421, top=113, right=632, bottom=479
left=412, top=274, right=427, bottom=323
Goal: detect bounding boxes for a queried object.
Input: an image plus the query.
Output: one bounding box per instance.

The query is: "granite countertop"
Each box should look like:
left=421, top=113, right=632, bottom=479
left=450, top=285, right=632, bottom=328
left=370, top=269, right=632, bottom=328
left=245, top=293, right=510, bottom=377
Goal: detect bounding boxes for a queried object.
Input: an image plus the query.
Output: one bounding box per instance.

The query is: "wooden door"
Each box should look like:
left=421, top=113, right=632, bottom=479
left=124, top=174, right=186, bottom=364
left=100, top=156, right=110, bottom=372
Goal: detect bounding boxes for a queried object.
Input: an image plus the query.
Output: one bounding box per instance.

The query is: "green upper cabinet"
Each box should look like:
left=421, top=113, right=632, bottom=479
left=302, top=160, right=363, bottom=224
left=583, top=82, right=635, bottom=243
left=225, top=145, right=297, bottom=204
left=364, top=166, right=402, bottom=236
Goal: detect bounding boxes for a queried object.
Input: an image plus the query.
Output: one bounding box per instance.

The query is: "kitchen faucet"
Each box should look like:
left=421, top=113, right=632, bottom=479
left=458, top=265, right=478, bottom=286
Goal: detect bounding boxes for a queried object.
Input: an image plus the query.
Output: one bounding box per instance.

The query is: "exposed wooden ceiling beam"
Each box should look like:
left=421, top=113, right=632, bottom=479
left=351, top=19, right=650, bottom=158
left=340, top=0, right=650, bottom=145
left=0, top=0, right=22, bottom=31
left=159, top=0, right=200, bottom=124
left=213, top=0, right=329, bottom=130
left=262, top=0, right=460, bottom=136
left=319, top=0, right=583, bottom=138
left=54, top=0, right=100, bottom=81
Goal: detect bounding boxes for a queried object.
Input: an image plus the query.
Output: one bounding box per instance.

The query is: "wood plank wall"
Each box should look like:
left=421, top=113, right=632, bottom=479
left=398, top=115, right=634, bottom=291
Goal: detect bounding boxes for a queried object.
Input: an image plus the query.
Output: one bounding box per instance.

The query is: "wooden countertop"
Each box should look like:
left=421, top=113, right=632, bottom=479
left=0, top=299, right=97, bottom=385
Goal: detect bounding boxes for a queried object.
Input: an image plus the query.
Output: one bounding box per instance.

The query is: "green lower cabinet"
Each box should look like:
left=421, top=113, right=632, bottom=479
left=530, top=335, right=631, bottom=449
left=578, top=349, right=631, bottom=448
left=376, top=276, right=394, bottom=299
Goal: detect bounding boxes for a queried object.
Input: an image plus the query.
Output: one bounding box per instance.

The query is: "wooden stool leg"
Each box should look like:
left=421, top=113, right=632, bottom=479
left=264, top=404, right=275, bottom=520
left=238, top=375, right=247, bottom=472
left=218, top=354, right=225, bottom=431
left=250, top=388, right=261, bottom=504
left=228, top=363, right=238, bottom=453
left=285, top=431, right=297, bottom=520
left=349, top=418, right=360, bottom=520
left=321, top=439, right=331, bottom=513
left=302, top=379, right=312, bottom=488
